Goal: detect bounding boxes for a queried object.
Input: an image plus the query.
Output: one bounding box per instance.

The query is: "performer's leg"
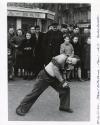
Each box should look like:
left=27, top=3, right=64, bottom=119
left=16, top=72, right=49, bottom=116
left=50, top=81, right=73, bottom=113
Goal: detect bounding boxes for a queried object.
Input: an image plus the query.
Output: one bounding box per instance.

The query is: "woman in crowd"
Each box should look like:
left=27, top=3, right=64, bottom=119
left=19, top=32, right=34, bottom=80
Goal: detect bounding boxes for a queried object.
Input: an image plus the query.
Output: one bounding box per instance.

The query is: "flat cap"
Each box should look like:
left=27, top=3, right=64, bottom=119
left=51, top=22, right=58, bottom=26
left=61, top=24, right=68, bottom=28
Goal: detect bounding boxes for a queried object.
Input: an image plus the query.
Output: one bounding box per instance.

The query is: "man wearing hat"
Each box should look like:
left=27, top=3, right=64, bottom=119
left=61, top=24, right=69, bottom=38
left=44, top=22, right=64, bottom=65
left=16, top=54, right=79, bottom=116
left=33, top=25, right=45, bottom=77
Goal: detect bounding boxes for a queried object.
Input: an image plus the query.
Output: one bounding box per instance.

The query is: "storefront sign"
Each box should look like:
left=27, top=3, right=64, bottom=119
left=47, top=13, right=55, bottom=20
left=77, top=23, right=90, bottom=28
left=8, top=10, right=46, bottom=19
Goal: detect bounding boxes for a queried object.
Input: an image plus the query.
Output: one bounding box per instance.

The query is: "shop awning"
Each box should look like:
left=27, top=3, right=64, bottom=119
left=7, top=6, right=55, bottom=20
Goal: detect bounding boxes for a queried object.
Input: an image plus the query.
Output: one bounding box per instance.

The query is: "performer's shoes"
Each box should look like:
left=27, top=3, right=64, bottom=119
left=59, top=108, right=73, bottom=113
left=16, top=105, right=28, bottom=116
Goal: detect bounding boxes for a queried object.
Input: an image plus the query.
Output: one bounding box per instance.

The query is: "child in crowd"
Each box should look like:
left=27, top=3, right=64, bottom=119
left=71, top=36, right=83, bottom=81
left=60, top=35, right=74, bottom=81
left=83, top=37, right=91, bottom=80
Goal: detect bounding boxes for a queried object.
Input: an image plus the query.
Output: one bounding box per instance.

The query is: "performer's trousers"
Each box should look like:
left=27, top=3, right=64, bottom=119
left=17, top=69, right=70, bottom=112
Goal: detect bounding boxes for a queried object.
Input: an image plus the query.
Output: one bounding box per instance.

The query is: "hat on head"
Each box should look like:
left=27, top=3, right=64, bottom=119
left=88, top=24, right=91, bottom=29
left=51, top=22, right=58, bottom=27
left=69, top=24, right=74, bottom=27
left=35, top=25, right=40, bottom=29
left=61, top=24, right=68, bottom=28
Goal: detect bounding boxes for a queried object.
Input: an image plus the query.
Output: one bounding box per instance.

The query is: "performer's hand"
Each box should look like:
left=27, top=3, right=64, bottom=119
left=62, top=82, right=69, bottom=88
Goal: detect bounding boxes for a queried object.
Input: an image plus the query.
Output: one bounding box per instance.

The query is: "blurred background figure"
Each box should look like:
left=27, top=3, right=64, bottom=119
left=13, top=29, right=25, bottom=77
left=81, top=26, right=90, bottom=79
left=61, top=24, right=69, bottom=38
left=18, top=32, right=34, bottom=80
left=71, top=36, right=83, bottom=81
left=33, top=25, right=45, bottom=77
left=8, top=27, right=16, bottom=80
left=83, top=37, right=91, bottom=80
left=44, top=22, right=64, bottom=65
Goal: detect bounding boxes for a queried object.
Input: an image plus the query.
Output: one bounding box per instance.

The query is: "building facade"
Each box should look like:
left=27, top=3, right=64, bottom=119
left=7, top=3, right=91, bottom=32
left=7, top=4, right=55, bottom=33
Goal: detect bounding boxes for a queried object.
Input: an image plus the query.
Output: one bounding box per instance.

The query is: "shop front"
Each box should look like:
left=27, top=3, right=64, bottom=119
left=7, top=6, right=55, bottom=32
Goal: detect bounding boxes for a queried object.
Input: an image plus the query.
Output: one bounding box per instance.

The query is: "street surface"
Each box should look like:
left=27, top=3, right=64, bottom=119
left=8, top=78, right=90, bottom=121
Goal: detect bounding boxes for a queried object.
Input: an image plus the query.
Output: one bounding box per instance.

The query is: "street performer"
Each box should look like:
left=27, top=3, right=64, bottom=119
left=16, top=53, right=78, bottom=116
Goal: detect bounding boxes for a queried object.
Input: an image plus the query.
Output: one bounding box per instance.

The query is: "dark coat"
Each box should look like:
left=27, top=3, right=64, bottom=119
left=33, top=32, right=45, bottom=73
left=19, top=38, right=34, bottom=71
left=71, top=42, right=81, bottom=58
left=8, top=33, right=16, bottom=49
left=83, top=44, right=90, bottom=70
left=12, top=35, right=25, bottom=68
left=44, top=30, right=64, bottom=64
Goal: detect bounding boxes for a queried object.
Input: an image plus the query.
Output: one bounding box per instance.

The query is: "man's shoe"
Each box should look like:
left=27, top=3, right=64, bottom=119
left=16, top=105, right=27, bottom=116
left=66, top=78, right=72, bottom=82
left=59, top=108, right=73, bottom=113
left=77, top=78, right=84, bottom=82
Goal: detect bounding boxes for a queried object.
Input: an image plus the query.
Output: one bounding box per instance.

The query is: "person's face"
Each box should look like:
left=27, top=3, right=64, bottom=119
left=52, top=26, right=58, bottom=31
left=75, top=28, right=79, bottom=33
left=87, top=38, right=91, bottom=44
left=30, top=27, right=35, bottom=34
left=26, top=33, right=31, bottom=39
left=61, top=28, right=68, bottom=33
left=64, top=37, right=70, bottom=44
left=68, top=26, right=73, bottom=32
left=9, top=28, right=14, bottom=35
left=35, top=28, right=40, bottom=33
left=48, top=26, right=53, bottom=31
left=73, top=29, right=77, bottom=33
left=84, top=28, right=89, bottom=34
left=17, top=30, right=22, bottom=36
left=73, top=37, right=78, bottom=43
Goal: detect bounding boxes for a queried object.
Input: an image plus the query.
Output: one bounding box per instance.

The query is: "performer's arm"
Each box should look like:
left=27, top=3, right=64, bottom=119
left=53, top=65, right=65, bottom=84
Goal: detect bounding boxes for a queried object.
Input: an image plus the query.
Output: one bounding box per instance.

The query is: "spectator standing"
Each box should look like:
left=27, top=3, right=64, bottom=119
left=68, top=24, right=74, bottom=39
left=12, top=29, right=25, bottom=77
left=30, top=26, right=36, bottom=43
left=71, top=36, right=83, bottom=81
left=61, top=24, right=69, bottom=38
left=81, top=27, right=90, bottom=79
left=8, top=27, right=16, bottom=80
left=83, top=37, right=91, bottom=80
left=30, top=26, right=37, bottom=77
left=60, top=36, right=74, bottom=81
left=44, top=23, right=64, bottom=65
left=19, top=32, right=34, bottom=80
left=33, top=25, right=45, bottom=76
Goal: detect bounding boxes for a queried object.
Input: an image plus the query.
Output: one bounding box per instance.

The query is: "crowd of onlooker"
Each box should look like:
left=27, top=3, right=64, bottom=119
left=8, top=22, right=91, bottom=81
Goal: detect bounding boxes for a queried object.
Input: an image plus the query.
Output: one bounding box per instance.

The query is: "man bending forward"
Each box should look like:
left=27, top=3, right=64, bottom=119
left=16, top=54, right=78, bottom=116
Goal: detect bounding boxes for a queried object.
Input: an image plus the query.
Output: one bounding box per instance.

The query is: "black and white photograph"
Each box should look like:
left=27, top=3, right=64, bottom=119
left=7, top=2, right=91, bottom=121
left=0, top=0, right=100, bottom=125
